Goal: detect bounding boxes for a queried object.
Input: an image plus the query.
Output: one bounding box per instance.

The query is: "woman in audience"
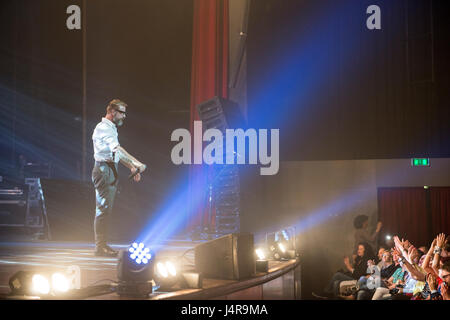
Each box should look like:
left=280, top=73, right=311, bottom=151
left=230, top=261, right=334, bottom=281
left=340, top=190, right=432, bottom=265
left=318, top=242, right=375, bottom=299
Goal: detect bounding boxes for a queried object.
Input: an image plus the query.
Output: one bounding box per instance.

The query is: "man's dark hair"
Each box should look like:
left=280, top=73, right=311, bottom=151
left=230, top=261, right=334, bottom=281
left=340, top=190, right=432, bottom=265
left=106, top=99, right=127, bottom=113
left=353, top=215, right=369, bottom=229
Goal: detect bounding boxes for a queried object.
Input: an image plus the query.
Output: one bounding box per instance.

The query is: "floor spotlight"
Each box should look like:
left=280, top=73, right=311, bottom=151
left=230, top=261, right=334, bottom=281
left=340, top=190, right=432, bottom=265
left=32, top=274, right=50, bottom=295
left=51, top=273, right=70, bottom=293
left=9, top=269, right=75, bottom=297
left=117, top=242, right=154, bottom=297
left=255, top=248, right=269, bottom=272
left=154, top=260, right=180, bottom=290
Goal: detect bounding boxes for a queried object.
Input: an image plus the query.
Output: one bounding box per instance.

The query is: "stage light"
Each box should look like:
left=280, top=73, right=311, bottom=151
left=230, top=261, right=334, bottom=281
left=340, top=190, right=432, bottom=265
left=255, top=248, right=266, bottom=260
left=386, top=235, right=392, bottom=240
left=255, top=248, right=269, bottom=272
left=154, top=260, right=180, bottom=290
left=32, top=274, right=50, bottom=295
left=51, top=273, right=69, bottom=293
left=117, top=243, right=155, bottom=297
left=9, top=267, right=80, bottom=297
left=156, top=262, right=168, bottom=278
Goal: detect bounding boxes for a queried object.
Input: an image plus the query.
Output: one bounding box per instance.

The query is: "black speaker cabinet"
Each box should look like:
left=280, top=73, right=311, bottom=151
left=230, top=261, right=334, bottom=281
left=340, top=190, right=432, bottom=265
left=194, top=233, right=255, bottom=280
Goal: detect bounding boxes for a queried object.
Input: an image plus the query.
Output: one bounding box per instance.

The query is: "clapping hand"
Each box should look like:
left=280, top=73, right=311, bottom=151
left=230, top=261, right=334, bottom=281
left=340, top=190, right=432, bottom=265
left=426, top=273, right=437, bottom=291
left=344, top=256, right=350, bottom=266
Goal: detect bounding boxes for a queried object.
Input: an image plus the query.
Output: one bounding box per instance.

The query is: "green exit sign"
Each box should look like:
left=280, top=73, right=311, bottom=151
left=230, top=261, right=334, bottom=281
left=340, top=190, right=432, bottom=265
left=411, top=158, right=430, bottom=167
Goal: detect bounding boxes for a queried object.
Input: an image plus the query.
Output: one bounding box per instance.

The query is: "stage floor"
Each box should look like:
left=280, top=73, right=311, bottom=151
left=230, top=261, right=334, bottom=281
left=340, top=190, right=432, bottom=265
left=0, top=240, right=300, bottom=300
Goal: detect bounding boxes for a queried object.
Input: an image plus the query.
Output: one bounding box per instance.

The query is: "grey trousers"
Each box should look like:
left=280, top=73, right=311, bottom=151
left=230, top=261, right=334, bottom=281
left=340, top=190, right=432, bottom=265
left=92, top=162, right=118, bottom=248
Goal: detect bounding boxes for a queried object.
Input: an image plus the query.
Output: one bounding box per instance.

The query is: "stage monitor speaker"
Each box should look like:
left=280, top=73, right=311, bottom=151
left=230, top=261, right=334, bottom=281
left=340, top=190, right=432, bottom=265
left=195, top=96, right=246, bottom=132
left=194, top=233, right=255, bottom=280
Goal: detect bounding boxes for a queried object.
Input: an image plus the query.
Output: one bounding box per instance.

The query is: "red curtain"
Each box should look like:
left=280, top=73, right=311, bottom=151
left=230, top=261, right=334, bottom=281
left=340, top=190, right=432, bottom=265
left=187, top=0, right=229, bottom=230
left=378, top=187, right=429, bottom=247
left=430, top=187, right=450, bottom=237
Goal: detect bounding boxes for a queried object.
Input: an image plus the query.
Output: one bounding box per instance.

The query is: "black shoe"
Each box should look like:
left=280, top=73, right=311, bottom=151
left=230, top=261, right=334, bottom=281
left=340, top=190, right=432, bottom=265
left=95, top=245, right=118, bottom=257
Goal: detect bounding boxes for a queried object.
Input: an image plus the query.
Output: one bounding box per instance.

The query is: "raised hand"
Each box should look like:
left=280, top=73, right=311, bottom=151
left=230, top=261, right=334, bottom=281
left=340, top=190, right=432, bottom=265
left=393, top=236, right=405, bottom=253
left=436, top=233, right=446, bottom=248
left=344, top=256, right=350, bottom=266
left=426, top=273, right=437, bottom=291
left=376, top=221, right=382, bottom=233
left=430, top=238, right=437, bottom=249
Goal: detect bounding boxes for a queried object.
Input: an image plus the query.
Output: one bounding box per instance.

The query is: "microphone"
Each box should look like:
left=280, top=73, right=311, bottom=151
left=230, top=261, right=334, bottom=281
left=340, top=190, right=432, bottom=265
left=128, top=168, right=141, bottom=180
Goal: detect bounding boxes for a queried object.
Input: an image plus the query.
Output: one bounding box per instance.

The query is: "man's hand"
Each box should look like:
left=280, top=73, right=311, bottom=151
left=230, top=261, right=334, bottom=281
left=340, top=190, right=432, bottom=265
left=393, top=236, right=404, bottom=254
left=131, top=167, right=141, bottom=182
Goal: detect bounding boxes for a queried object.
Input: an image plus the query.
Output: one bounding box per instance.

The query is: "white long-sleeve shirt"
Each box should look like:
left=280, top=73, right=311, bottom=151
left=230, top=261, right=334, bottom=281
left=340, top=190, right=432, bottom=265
left=92, top=117, right=120, bottom=163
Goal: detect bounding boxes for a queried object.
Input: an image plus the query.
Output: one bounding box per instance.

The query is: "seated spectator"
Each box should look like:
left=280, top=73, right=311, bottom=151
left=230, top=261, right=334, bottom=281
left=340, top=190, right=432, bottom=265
left=376, top=247, right=386, bottom=267
left=371, top=249, right=406, bottom=300
left=356, top=249, right=400, bottom=300
left=316, top=242, right=375, bottom=299
left=437, top=260, right=450, bottom=300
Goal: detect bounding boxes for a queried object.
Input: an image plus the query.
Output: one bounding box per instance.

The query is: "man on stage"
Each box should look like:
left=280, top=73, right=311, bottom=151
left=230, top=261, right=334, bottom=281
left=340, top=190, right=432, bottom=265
left=92, top=99, right=147, bottom=257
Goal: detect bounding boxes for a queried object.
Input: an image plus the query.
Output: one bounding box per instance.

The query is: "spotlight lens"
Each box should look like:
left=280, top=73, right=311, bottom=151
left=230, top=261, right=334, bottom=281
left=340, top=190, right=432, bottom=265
left=386, top=235, right=392, bottom=240
left=129, top=248, right=134, bottom=253
left=136, top=259, right=142, bottom=264
left=132, top=243, right=138, bottom=248
left=139, top=243, right=144, bottom=248
left=166, top=261, right=177, bottom=277
left=32, top=274, right=50, bottom=295
left=144, top=248, right=149, bottom=253
left=142, top=258, right=148, bottom=264
left=157, top=262, right=168, bottom=278
left=52, top=273, right=69, bottom=293
left=255, top=249, right=265, bottom=260
left=146, top=254, right=151, bottom=259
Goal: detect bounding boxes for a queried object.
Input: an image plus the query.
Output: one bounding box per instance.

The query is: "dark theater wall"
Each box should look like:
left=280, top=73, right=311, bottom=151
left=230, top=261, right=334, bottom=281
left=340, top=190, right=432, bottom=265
left=247, top=0, right=450, bottom=161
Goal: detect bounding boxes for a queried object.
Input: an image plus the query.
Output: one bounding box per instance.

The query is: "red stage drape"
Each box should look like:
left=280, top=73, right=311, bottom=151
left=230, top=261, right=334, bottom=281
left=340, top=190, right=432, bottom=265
left=187, top=0, right=229, bottom=231
left=378, top=187, right=429, bottom=247
left=430, top=187, right=450, bottom=237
